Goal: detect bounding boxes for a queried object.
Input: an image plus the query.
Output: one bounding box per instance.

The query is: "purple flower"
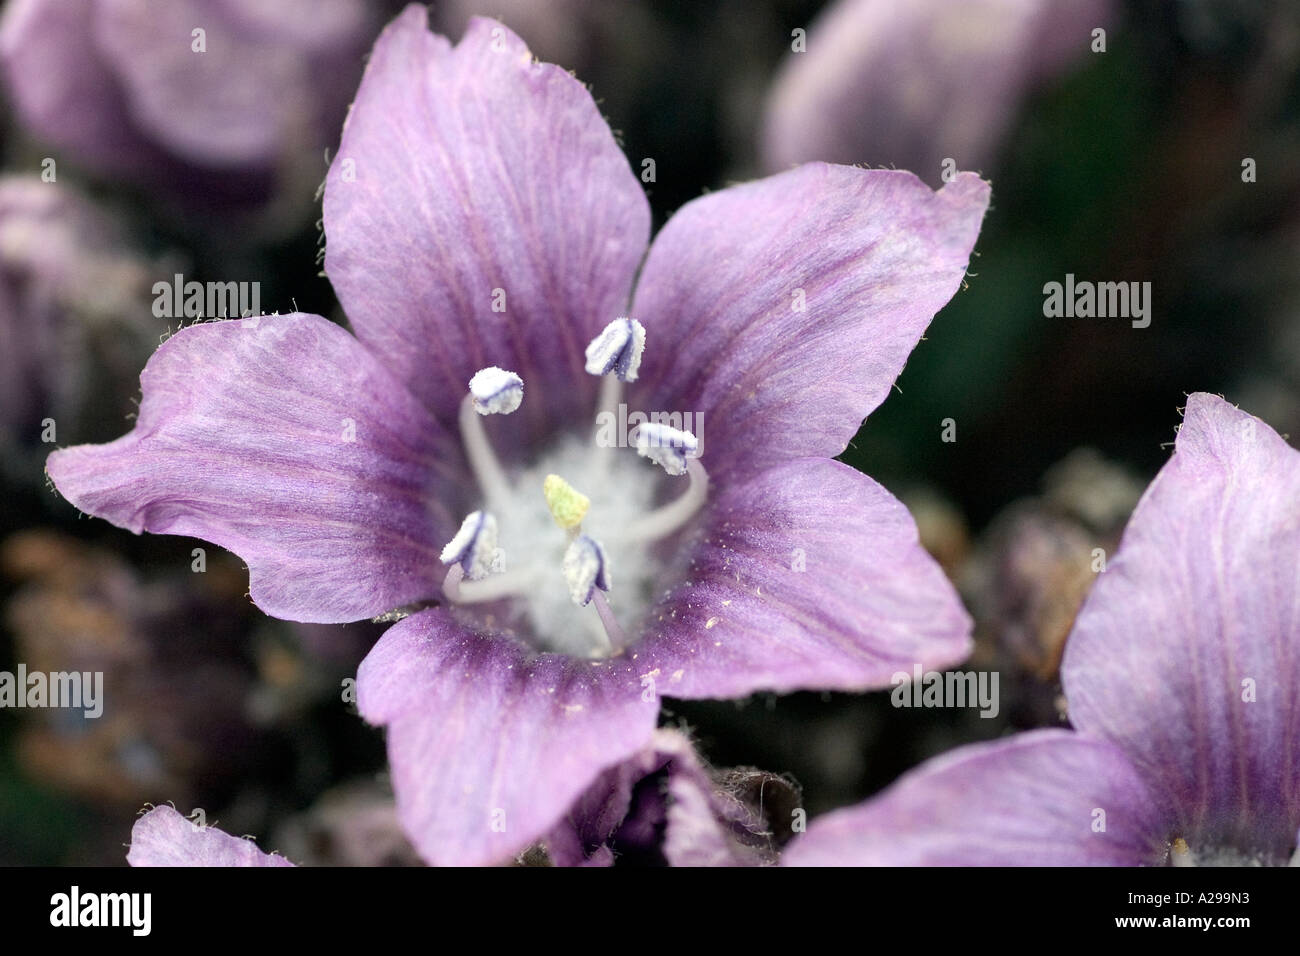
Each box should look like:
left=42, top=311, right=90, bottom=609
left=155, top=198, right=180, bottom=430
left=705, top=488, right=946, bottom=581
left=128, top=805, right=293, bottom=867
left=545, top=729, right=798, bottom=867
left=0, top=0, right=374, bottom=212
left=48, top=8, right=990, bottom=865
left=126, top=731, right=790, bottom=867
left=783, top=393, right=1300, bottom=866
left=762, top=0, right=1114, bottom=184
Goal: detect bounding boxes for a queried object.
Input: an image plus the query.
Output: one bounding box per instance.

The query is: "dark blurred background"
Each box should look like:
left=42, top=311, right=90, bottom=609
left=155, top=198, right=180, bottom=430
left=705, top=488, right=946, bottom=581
left=1, top=0, right=1297, bottom=863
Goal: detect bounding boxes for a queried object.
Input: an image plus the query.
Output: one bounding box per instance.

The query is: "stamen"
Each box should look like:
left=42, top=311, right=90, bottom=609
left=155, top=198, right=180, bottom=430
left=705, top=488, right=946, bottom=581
left=543, top=474, right=590, bottom=531
left=560, top=534, right=624, bottom=655
left=562, top=534, right=610, bottom=606
left=439, top=511, right=499, bottom=581
left=442, top=563, right=538, bottom=604
left=625, top=457, right=709, bottom=543
left=1170, top=838, right=1194, bottom=867
left=622, top=422, right=709, bottom=543
left=468, top=366, right=524, bottom=415
left=459, top=367, right=522, bottom=511
left=585, top=320, right=645, bottom=471
left=594, top=372, right=623, bottom=437
left=590, top=362, right=623, bottom=475
left=584, top=317, right=646, bottom=382
left=439, top=510, right=535, bottom=604
left=634, top=422, right=698, bottom=477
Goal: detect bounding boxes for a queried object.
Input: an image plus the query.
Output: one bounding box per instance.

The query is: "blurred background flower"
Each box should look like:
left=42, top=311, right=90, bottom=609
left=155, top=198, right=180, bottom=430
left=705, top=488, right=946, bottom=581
left=0, top=0, right=378, bottom=231
left=761, top=0, right=1116, bottom=184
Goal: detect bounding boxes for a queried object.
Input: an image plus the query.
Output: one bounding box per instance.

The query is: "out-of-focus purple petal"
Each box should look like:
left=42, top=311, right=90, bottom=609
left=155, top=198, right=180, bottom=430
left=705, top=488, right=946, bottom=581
left=324, top=9, right=650, bottom=442
left=356, top=608, right=658, bottom=866
left=629, top=165, right=988, bottom=481
left=218, top=0, right=371, bottom=51
left=1062, top=393, right=1300, bottom=856
left=127, top=805, right=294, bottom=866
left=94, top=0, right=307, bottom=165
left=0, top=0, right=159, bottom=174
left=782, top=730, right=1167, bottom=866
left=1, top=0, right=372, bottom=209
left=272, top=781, right=421, bottom=867
left=762, top=0, right=1114, bottom=184
left=636, top=458, right=972, bottom=698
left=46, top=314, right=462, bottom=624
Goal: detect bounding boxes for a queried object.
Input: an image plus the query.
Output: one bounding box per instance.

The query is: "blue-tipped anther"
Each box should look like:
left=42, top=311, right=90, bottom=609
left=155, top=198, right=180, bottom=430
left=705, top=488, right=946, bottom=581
left=561, top=534, right=610, bottom=607
left=440, top=511, right=499, bottom=581
left=468, top=366, right=523, bottom=415
left=633, top=422, right=699, bottom=477
left=584, top=317, right=646, bottom=382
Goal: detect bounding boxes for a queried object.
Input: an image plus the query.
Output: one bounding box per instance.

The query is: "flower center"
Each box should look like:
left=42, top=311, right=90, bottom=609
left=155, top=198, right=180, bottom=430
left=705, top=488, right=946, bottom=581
left=439, top=319, right=708, bottom=659
left=1168, top=835, right=1300, bottom=867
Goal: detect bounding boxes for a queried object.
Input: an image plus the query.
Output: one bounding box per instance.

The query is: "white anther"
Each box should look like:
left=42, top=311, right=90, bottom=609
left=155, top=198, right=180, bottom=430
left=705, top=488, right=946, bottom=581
left=562, top=534, right=610, bottom=607
left=584, top=318, right=646, bottom=382
left=634, top=422, right=699, bottom=477
left=469, top=366, right=523, bottom=415
left=440, top=511, right=499, bottom=581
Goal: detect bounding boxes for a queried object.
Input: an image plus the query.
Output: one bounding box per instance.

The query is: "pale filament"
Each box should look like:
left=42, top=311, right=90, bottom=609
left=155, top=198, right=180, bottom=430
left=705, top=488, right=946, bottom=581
left=458, top=394, right=513, bottom=513
left=624, top=458, right=709, bottom=543
left=442, top=563, right=538, bottom=604
left=591, top=372, right=623, bottom=474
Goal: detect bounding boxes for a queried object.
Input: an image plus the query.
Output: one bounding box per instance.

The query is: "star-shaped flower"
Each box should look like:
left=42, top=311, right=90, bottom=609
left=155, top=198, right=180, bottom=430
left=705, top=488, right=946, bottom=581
left=48, top=7, right=990, bottom=865
left=784, top=394, right=1300, bottom=866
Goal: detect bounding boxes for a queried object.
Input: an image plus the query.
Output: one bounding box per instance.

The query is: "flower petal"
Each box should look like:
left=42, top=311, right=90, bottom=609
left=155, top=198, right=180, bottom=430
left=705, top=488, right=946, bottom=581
left=543, top=735, right=668, bottom=867
left=635, top=457, right=971, bottom=698
left=356, top=608, right=658, bottom=866
left=323, top=8, right=651, bottom=440
left=761, top=0, right=1112, bottom=183
left=545, top=728, right=788, bottom=866
left=93, top=0, right=351, bottom=166
left=629, top=164, right=989, bottom=480
left=46, top=314, right=461, bottom=624
left=0, top=0, right=157, bottom=174
left=1062, top=393, right=1300, bottom=855
left=127, top=805, right=293, bottom=866
left=655, top=730, right=786, bottom=867
left=782, top=730, right=1167, bottom=866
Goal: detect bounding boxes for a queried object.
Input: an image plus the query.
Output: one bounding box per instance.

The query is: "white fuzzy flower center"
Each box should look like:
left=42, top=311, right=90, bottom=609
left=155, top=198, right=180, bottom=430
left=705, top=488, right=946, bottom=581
left=1170, top=835, right=1300, bottom=867
left=481, top=437, right=660, bottom=656
left=439, top=320, right=707, bottom=659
